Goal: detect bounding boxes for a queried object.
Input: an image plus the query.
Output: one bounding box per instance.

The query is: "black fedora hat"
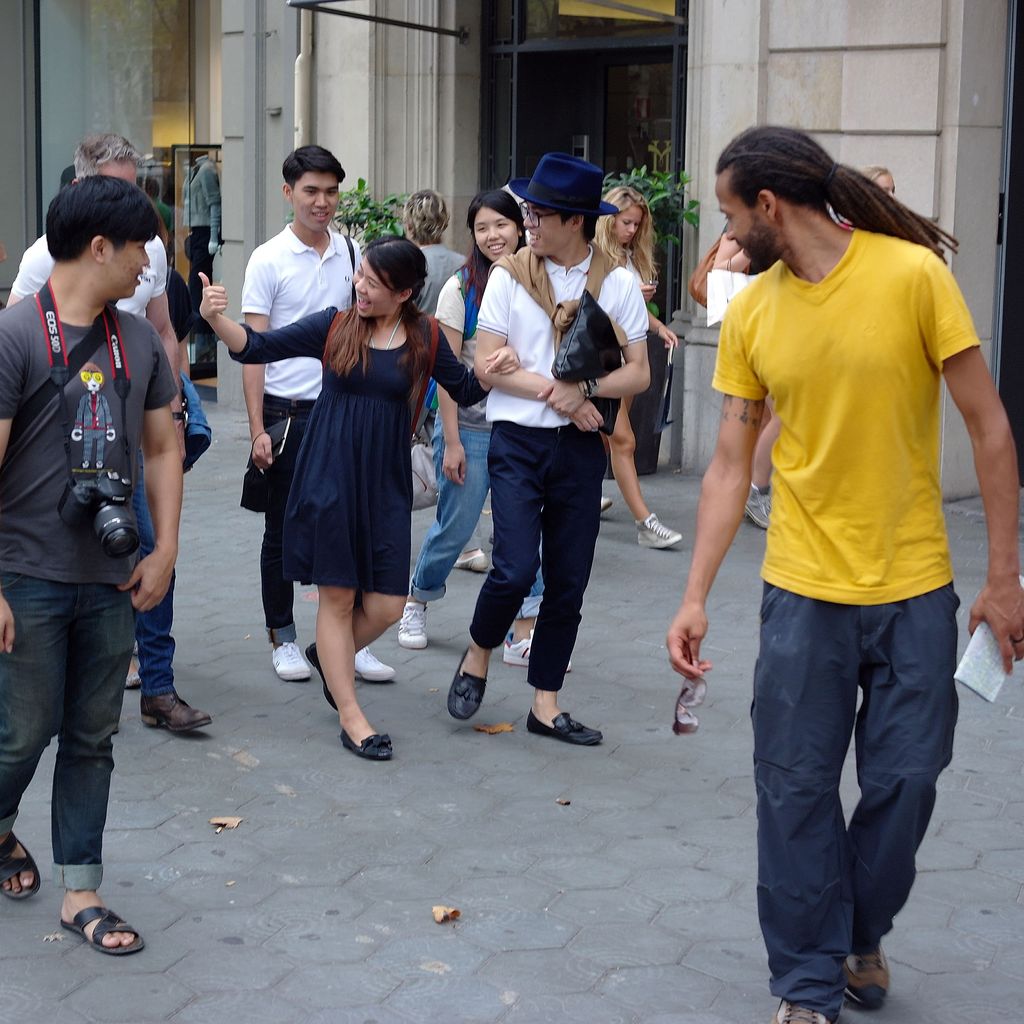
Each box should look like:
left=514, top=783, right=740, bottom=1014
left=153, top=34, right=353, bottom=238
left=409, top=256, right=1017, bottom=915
left=508, top=153, right=619, bottom=217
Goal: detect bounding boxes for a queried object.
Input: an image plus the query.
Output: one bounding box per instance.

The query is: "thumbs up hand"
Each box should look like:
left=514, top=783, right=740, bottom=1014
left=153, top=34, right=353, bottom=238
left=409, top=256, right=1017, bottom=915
left=198, top=271, right=229, bottom=321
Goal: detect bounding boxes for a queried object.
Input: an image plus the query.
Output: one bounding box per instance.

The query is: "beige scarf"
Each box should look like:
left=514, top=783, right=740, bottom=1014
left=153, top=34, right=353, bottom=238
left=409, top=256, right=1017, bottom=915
left=493, top=245, right=627, bottom=353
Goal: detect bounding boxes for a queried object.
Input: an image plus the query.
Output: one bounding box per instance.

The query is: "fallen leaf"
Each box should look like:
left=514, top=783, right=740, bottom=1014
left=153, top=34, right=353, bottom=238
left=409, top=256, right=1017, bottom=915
left=428, top=687, right=439, bottom=693
left=472, top=722, right=514, bottom=735
left=555, top=798, right=571, bottom=806
left=225, top=880, right=236, bottom=887
left=209, top=815, right=244, bottom=834
left=42, top=932, right=64, bottom=943
left=432, top=905, right=461, bottom=924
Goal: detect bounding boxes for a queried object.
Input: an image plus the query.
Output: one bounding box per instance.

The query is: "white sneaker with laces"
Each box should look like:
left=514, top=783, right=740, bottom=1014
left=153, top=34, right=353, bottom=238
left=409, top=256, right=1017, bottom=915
left=453, top=548, right=489, bottom=573
left=771, top=1000, right=834, bottom=1024
left=600, top=496, right=614, bottom=513
left=398, top=602, right=427, bottom=650
left=637, top=513, right=683, bottom=550
left=745, top=483, right=772, bottom=529
left=503, top=629, right=571, bottom=671
left=354, top=646, right=395, bottom=681
left=273, top=641, right=312, bottom=681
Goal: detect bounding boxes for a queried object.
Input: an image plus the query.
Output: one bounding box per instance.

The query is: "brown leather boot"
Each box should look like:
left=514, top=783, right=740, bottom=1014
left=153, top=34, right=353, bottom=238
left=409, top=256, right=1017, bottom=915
left=140, top=691, right=212, bottom=732
left=843, top=946, right=889, bottom=1009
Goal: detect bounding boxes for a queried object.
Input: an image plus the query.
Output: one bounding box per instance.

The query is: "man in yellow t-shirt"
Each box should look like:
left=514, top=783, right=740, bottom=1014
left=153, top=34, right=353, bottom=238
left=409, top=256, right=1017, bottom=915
left=667, top=126, right=1024, bottom=1024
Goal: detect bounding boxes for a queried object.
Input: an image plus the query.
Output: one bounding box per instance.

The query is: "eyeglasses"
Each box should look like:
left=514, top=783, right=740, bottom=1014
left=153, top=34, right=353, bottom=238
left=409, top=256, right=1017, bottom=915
left=519, top=202, right=560, bottom=227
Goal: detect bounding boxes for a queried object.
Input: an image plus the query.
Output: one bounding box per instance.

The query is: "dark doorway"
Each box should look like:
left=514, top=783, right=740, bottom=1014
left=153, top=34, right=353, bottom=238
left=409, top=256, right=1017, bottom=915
left=997, top=0, right=1024, bottom=477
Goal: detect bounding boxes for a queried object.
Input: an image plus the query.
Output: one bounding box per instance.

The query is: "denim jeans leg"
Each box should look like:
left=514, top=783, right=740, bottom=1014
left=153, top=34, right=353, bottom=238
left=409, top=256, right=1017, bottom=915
left=0, top=574, right=70, bottom=838
left=261, top=403, right=308, bottom=644
left=410, top=423, right=493, bottom=603
left=52, top=582, right=135, bottom=890
left=132, top=454, right=176, bottom=697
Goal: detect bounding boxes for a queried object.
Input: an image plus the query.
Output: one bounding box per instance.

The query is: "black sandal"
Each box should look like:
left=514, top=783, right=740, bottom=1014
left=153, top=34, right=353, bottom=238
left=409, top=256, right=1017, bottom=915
left=60, top=906, right=145, bottom=956
left=0, top=832, right=41, bottom=900
left=340, top=729, right=393, bottom=761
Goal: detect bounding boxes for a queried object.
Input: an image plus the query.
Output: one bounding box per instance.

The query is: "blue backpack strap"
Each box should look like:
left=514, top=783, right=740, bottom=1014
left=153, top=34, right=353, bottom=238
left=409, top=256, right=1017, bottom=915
left=458, top=267, right=480, bottom=341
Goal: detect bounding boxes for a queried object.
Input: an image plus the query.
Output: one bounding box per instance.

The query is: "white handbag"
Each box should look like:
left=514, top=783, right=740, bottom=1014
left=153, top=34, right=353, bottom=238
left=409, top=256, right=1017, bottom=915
left=411, top=432, right=438, bottom=510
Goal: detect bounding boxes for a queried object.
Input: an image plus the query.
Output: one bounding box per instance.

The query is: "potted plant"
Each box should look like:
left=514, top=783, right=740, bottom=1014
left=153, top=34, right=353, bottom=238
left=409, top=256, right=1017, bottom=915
left=333, top=178, right=408, bottom=243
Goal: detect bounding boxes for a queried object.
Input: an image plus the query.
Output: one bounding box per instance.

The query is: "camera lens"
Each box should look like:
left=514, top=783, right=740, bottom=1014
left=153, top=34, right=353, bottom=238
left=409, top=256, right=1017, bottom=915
left=93, top=506, right=140, bottom=558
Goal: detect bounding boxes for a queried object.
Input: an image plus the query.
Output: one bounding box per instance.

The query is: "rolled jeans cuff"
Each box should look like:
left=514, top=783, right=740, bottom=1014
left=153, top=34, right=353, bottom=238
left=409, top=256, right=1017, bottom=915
left=55, top=862, right=104, bottom=891
left=410, top=581, right=446, bottom=604
left=268, top=624, right=297, bottom=645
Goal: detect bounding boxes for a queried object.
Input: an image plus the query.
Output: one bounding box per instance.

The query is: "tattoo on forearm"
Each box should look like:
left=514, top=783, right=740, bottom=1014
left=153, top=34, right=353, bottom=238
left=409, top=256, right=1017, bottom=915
left=720, top=395, right=764, bottom=429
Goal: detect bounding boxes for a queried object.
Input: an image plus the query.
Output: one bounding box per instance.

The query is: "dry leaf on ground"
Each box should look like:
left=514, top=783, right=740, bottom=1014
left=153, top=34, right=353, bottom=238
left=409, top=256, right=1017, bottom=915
left=209, top=815, right=244, bottom=834
left=432, top=905, right=461, bottom=924
left=42, top=932, right=64, bottom=943
left=555, top=798, right=571, bottom=806
left=472, top=722, right=514, bottom=735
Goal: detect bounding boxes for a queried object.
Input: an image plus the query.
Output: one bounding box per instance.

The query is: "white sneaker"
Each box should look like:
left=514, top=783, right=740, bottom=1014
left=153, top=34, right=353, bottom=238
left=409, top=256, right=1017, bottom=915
left=745, top=484, right=772, bottom=529
left=354, top=646, right=395, bottom=681
left=273, top=641, right=312, bottom=681
left=772, top=1000, right=834, bottom=1024
left=453, top=548, right=489, bottom=573
left=398, top=602, right=428, bottom=650
left=600, top=496, right=613, bottom=513
left=637, top=513, right=683, bottom=550
left=503, top=629, right=571, bottom=671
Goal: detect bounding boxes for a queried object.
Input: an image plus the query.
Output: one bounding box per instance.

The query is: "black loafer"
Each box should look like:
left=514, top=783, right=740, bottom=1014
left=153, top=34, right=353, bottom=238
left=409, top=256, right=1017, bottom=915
left=526, top=709, right=602, bottom=746
left=306, top=643, right=338, bottom=710
left=447, top=650, right=486, bottom=720
left=341, top=729, right=393, bottom=760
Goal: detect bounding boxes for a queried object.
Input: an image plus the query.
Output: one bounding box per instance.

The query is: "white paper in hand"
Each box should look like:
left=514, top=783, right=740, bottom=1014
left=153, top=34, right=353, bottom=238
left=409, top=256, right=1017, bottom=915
left=705, top=269, right=754, bottom=327
left=955, top=622, right=1010, bottom=702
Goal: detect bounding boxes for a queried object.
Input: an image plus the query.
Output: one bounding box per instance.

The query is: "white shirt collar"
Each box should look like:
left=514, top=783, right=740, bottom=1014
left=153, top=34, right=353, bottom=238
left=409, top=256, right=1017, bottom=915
left=286, top=224, right=344, bottom=257
left=544, top=244, right=594, bottom=279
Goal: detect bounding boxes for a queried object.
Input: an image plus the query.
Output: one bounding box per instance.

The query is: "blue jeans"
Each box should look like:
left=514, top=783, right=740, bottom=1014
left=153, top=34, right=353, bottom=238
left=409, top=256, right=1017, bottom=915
left=0, top=572, right=135, bottom=890
left=410, top=418, right=542, bottom=618
left=132, top=455, right=175, bottom=697
left=753, top=583, right=959, bottom=1020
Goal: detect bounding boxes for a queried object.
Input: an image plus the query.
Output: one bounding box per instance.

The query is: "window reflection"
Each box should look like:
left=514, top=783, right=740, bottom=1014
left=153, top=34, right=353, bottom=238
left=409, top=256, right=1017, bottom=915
left=526, top=0, right=678, bottom=40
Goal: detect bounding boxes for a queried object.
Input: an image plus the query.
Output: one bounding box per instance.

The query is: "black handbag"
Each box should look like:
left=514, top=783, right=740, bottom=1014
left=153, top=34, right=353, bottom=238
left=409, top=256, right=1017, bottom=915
left=239, top=417, right=291, bottom=513
left=551, top=291, right=622, bottom=434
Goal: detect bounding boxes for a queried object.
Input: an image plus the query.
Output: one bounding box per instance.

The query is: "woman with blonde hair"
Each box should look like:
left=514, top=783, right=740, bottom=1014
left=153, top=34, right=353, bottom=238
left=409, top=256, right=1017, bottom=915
left=594, top=185, right=683, bottom=549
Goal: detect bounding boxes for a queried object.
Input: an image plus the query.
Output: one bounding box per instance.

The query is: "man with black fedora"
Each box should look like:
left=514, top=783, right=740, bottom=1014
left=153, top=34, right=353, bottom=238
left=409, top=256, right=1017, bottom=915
left=445, top=152, right=650, bottom=744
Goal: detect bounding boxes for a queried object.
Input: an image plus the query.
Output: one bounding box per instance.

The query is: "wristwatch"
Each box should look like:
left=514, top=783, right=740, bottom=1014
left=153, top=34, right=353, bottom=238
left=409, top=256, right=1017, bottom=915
left=581, top=378, right=599, bottom=399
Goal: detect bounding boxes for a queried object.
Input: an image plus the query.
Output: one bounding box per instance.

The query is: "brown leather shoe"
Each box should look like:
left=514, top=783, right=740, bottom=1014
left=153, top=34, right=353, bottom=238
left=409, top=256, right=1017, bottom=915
left=140, top=691, right=212, bottom=732
left=844, top=946, right=889, bottom=1009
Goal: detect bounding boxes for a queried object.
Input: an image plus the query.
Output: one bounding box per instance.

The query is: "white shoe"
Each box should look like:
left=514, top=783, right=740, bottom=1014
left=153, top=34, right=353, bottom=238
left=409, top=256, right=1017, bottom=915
left=273, top=641, right=312, bottom=681
left=637, top=513, right=683, bottom=550
left=453, top=548, right=489, bottom=573
left=398, top=602, right=427, bottom=650
left=600, top=496, right=613, bottom=513
left=503, top=629, right=571, bottom=671
left=355, top=646, right=395, bottom=681
left=744, top=484, right=772, bottom=529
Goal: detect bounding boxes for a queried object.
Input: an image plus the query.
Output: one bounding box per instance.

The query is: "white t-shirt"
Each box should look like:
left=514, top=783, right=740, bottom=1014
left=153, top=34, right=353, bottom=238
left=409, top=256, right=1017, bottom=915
left=11, top=234, right=167, bottom=316
left=241, top=226, right=361, bottom=401
left=435, top=273, right=488, bottom=431
left=477, top=246, right=649, bottom=428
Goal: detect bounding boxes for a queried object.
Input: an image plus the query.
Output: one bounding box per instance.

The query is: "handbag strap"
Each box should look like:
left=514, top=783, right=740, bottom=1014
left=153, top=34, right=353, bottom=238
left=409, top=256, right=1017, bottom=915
left=410, top=316, right=440, bottom=435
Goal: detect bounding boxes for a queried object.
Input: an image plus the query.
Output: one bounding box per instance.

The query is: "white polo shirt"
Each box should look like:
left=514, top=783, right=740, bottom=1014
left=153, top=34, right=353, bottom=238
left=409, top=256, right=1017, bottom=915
left=478, top=245, right=649, bottom=428
left=11, top=234, right=167, bottom=316
left=241, top=225, right=361, bottom=401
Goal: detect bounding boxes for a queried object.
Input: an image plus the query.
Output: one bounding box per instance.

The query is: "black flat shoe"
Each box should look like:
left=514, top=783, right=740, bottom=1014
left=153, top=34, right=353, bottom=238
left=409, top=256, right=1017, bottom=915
left=306, top=643, right=338, bottom=710
left=340, top=729, right=393, bottom=760
left=526, top=709, right=602, bottom=746
left=447, top=649, right=486, bottom=720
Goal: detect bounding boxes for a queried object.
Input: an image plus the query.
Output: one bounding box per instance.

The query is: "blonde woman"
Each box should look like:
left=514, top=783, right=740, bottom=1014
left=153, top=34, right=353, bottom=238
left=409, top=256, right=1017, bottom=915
left=595, top=186, right=683, bottom=549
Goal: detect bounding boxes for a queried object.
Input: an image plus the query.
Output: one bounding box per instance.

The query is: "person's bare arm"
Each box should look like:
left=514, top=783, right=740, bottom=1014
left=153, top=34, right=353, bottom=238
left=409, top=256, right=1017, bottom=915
left=146, top=293, right=185, bottom=460
left=943, top=347, right=1024, bottom=669
left=666, top=394, right=764, bottom=680
left=713, top=237, right=751, bottom=274
left=473, top=328, right=554, bottom=400
left=118, top=406, right=182, bottom=612
left=438, top=322, right=467, bottom=485
left=242, top=313, right=272, bottom=469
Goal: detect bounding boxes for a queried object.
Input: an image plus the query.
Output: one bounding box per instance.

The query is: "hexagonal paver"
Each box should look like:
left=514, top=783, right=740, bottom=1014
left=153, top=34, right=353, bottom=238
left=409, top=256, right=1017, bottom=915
left=569, top=922, right=687, bottom=968
left=681, top=937, right=768, bottom=986
left=169, top=990, right=311, bottom=1024
left=533, top=854, right=634, bottom=890
left=385, top=974, right=515, bottom=1023
left=274, top=961, right=402, bottom=1009
left=367, top=933, right=492, bottom=979
left=549, top=886, right=663, bottom=926
left=168, top=945, right=293, bottom=991
left=478, top=948, right=605, bottom=995
left=503, top=991, right=636, bottom=1023
left=66, top=974, right=192, bottom=1022
left=599, top=963, right=723, bottom=1013
left=458, top=907, right=577, bottom=952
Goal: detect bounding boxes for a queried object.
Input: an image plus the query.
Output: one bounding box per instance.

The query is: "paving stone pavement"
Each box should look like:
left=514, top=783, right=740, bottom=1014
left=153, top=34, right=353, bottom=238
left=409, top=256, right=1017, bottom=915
left=2, top=404, right=1023, bottom=1024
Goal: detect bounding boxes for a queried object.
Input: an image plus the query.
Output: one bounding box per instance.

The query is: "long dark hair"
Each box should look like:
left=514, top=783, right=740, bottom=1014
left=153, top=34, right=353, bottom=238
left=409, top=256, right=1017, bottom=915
left=716, top=126, right=957, bottom=260
left=324, top=237, right=432, bottom=392
left=462, top=190, right=525, bottom=299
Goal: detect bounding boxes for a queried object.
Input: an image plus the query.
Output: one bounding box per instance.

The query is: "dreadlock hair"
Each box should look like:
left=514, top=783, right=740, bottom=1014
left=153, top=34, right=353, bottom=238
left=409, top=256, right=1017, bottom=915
left=462, top=189, right=524, bottom=300
left=323, top=237, right=432, bottom=394
left=716, top=126, right=957, bottom=261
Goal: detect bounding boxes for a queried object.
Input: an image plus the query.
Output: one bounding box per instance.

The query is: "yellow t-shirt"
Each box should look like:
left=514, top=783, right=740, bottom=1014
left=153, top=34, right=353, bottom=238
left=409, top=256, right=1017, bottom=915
left=712, top=230, right=979, bottom=605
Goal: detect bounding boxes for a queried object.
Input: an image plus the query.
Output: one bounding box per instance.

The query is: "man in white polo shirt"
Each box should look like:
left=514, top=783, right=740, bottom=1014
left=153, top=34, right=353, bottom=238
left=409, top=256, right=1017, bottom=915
left=241, top=145, right=394, bottom=684
left=446, top=153, right=650, bottom=744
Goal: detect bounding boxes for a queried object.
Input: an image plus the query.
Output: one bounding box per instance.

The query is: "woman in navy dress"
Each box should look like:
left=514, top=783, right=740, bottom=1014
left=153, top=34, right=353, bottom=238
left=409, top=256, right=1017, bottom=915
left=199, top=238, right=514, bottom=759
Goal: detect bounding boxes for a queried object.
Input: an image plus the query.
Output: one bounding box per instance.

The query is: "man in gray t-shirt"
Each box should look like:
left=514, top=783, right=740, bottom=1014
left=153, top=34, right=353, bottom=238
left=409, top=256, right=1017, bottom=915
left=0, top=177, right=181, bottom=956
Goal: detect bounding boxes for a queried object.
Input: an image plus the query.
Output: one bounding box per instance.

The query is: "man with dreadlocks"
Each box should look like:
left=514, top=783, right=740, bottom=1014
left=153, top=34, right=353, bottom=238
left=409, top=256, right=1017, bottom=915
left=668, top=126, right=1023, bottom=1024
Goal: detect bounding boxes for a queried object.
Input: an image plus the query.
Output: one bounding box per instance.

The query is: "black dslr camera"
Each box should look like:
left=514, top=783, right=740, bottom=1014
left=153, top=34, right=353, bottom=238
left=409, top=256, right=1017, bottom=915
left=58, top=471, right=139, bottom=558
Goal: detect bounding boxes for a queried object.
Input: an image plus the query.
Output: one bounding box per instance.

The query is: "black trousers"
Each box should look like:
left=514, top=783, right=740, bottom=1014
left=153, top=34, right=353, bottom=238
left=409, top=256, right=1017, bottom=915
left=469, top=421, right=605, bottom=692
left=753, top=582, right=959, bottom=1019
